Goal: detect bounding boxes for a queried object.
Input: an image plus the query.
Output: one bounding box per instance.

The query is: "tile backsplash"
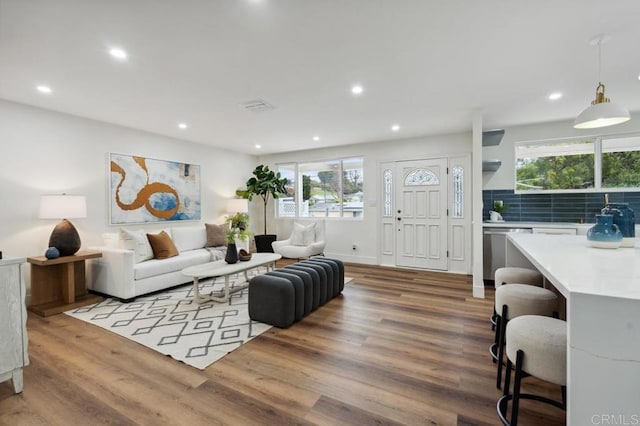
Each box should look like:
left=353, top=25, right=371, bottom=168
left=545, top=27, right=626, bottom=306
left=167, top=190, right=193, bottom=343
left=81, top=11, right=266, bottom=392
left=483, top=190, right=640, bottom=223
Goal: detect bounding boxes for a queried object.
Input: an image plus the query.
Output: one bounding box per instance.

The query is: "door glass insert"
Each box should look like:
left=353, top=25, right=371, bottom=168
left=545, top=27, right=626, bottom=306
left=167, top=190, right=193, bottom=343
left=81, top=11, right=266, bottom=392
left=383, top=168, right=393, bottom=217
left=452, top=165, right=463, bottom=218
left=404, top=168, right=439, bottom=186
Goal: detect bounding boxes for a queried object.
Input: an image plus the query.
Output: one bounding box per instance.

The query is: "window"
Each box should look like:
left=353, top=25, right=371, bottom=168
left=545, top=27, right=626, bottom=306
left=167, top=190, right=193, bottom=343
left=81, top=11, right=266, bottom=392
left=277, top=157, right=364, bottom=218
left=602, top=136, right=640, bottom=188
left=515, top=133, right=640, bottom=192
left=277, top=163, right=296, bottom=217
left=515, top=139, right=595, bottom=191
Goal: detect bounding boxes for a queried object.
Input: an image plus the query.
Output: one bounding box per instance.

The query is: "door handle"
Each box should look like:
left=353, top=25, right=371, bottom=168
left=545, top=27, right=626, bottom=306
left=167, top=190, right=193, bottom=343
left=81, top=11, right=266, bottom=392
left=397, top=217, right=402, bottom=221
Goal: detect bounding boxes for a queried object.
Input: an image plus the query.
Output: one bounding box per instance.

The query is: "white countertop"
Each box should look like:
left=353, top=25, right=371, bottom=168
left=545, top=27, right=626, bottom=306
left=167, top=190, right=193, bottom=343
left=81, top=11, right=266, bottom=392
left=507, top=233, right=640, bottom=300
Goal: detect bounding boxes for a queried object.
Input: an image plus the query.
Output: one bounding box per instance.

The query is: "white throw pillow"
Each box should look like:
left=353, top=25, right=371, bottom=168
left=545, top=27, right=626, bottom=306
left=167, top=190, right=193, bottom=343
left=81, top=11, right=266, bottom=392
left=171, top=226, right=207, bottom=252
left=290, top=222, right=316, bottom=246
left=119, top=228, right=154, bottom=263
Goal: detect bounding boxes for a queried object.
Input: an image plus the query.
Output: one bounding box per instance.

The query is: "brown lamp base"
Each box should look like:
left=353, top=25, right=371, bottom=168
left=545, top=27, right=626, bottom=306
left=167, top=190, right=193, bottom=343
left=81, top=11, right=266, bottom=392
left=48, top=219, right=81, bottom=256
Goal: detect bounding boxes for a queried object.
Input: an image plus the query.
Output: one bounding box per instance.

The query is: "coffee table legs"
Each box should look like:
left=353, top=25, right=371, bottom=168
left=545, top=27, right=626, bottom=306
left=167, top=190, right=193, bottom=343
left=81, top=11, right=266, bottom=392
left=191, top=274, right=249, bottom=304
left=190, top=262, right=277, bottom=304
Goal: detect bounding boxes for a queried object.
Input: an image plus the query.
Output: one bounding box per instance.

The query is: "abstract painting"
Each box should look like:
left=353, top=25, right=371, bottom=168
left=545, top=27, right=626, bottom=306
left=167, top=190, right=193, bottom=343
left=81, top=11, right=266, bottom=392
left=109, top=153, right=201, bottom=224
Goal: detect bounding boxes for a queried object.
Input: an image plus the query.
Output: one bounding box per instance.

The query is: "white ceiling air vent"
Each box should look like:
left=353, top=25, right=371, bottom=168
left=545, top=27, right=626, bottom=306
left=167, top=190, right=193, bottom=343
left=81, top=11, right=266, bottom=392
left=240, top=99, right=276, bottom=113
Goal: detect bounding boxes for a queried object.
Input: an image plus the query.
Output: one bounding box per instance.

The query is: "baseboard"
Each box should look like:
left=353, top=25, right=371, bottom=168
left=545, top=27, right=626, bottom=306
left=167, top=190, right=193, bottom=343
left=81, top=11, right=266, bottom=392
left=323, top=252, right=377, bottom=265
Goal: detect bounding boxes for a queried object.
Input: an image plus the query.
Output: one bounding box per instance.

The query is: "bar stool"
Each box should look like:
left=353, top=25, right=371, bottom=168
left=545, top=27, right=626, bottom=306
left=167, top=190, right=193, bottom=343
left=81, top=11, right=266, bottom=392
left=497, top=315, right=567, bottom=426
left=491, top=267, right=544, bottom=330
left=491, top=284, right=558, bottom=389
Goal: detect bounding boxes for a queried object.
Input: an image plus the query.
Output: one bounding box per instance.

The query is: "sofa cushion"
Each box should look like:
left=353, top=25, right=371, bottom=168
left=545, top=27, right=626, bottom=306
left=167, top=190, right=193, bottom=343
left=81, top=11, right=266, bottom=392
left=134, top=249, right=210, bottom=280
left=205, top=223, right=227, bottom=247
left=172, top=226, right=207, bottom=252
left=147, top=231, right=179, bottom=259
left=291, top=222, right=316, bottom=246
left=119, top=229, right=154, bottom=263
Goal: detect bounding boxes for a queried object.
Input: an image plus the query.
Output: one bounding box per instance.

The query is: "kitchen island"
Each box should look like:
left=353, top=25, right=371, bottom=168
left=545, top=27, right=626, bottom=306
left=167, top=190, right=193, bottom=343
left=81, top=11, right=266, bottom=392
left=505, top=233, right=640, bottom=425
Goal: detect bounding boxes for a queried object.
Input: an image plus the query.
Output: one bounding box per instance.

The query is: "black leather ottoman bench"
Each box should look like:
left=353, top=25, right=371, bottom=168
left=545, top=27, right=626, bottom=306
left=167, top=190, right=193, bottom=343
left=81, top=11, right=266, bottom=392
left=249, top=258, right=345, bottom=328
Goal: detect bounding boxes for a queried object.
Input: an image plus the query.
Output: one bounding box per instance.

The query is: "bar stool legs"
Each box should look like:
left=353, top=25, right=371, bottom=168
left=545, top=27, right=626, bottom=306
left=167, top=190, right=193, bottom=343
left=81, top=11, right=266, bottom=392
left=497, top=315, right=567, bottom=426
left=498, top=350, right=566, bottom=426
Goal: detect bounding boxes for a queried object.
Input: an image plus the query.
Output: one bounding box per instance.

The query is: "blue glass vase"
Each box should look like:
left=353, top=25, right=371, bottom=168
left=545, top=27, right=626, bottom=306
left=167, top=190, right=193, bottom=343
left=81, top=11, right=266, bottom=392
left=587, top=214, right=623, bottom=249
left=602, top=203, right=635, bottom=247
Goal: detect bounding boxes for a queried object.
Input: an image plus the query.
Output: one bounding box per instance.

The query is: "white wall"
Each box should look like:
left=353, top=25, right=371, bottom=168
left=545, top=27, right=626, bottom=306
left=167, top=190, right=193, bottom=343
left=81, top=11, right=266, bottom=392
left=483, top=112, right=640, bottom=190
left=0, top=100, right=257, bottom=289
left=260, top=132, right=472, bottom=265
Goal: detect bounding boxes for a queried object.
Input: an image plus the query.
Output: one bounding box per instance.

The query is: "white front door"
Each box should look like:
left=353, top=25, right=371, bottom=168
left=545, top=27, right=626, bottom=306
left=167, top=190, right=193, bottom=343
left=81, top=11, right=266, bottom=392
left=395, top=158, right=448, bottom=270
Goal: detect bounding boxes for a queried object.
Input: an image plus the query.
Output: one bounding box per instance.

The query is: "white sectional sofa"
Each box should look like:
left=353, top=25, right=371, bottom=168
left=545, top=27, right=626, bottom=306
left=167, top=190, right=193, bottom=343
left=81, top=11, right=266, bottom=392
left=87, top=225, right=226, bottom=301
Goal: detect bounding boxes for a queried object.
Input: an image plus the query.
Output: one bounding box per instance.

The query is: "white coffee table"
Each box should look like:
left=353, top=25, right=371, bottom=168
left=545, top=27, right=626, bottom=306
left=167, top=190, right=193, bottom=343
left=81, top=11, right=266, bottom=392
left=182, top=253, right=281, bottom=303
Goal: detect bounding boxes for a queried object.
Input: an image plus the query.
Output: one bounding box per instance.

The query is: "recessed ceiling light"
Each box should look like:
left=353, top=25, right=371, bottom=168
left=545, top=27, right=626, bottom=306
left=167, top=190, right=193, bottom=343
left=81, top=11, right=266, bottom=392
left=36, top=85, right=52, bottom=94
left=313, top=136, right=320, bottom=141
left=109, top=48, right=128, bottom=60
left=351, top=85, right=364, bottom=95
left=637, top=73, right=640, bottom=81
left=548, top=92, right=563, bottom=101
left=391, top=124, right=400, bottom=132
left=255, top=144, right=262, bottom=149
left=177, top=123, right=188, bottom=129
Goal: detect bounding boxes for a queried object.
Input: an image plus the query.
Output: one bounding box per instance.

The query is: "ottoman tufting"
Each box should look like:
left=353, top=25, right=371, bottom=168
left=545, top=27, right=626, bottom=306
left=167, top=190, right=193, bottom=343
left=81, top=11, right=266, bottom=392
left=266, top=271, right=306, bottom=320
left=284, top=264, right=321, bottom=310
left=300, top=260, right=334, bottom=299
left=248, top=275, right=295, bottom=328
left=287, top=262, right=328, bottom=305
left=273, top=268, right=314, bottom=314
left=306, top=258, right=344, bottom=296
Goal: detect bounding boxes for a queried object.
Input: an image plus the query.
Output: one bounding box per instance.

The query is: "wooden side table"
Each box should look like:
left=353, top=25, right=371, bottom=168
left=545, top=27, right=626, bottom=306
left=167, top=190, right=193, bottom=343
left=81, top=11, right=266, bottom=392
left=27, top=250, right=103, bottom=317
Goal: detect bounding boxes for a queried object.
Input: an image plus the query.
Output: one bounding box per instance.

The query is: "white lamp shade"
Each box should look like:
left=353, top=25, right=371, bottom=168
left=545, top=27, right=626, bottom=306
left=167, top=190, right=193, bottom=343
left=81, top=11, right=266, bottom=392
left=227, top=198, right=249, bottom=213
left=574, top=102, right=631, bottom=129
left=40, top=195, right=87, bottom=219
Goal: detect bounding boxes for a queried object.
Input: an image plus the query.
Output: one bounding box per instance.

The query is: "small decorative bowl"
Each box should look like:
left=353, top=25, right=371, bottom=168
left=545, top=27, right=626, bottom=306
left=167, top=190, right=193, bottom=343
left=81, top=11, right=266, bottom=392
left=239, top=249, right=252, bottom=261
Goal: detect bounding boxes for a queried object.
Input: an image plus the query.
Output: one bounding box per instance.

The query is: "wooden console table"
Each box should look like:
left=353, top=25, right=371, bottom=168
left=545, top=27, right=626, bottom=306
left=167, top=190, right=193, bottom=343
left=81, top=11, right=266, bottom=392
left=28, top=250, right=102, bottom=317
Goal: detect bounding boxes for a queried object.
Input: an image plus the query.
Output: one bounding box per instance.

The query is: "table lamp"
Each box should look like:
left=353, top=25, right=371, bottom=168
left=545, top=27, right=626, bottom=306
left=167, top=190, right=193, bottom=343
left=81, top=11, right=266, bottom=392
left=40, top=194, right=87, bottom=256
left=227, top=198, right=249, bottom=214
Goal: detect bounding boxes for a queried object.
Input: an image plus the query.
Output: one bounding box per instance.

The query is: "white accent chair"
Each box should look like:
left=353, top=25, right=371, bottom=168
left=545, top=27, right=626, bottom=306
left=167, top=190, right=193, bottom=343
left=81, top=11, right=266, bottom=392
left=272, top=221, right=326, bottom=259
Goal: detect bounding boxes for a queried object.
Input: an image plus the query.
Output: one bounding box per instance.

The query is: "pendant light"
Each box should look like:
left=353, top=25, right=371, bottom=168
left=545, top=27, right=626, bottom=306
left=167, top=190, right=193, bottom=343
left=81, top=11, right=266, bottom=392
left=574, top=34, right=630, bottom=129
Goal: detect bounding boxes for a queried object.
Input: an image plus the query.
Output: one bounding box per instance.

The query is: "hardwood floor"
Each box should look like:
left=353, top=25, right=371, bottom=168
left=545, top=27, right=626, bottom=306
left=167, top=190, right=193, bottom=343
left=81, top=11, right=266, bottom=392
left=0, top=263, right=565, bottom=425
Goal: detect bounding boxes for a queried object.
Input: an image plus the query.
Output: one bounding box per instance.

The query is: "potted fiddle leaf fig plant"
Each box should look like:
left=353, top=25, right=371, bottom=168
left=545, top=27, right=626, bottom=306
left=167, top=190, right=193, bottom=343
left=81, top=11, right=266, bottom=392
left=236, top=165, right=288, bottom=252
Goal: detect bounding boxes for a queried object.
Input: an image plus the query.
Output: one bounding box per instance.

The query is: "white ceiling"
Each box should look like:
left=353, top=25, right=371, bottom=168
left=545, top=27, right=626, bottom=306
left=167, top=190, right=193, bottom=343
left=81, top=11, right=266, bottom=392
left=1, top=0, right=640, bottom=154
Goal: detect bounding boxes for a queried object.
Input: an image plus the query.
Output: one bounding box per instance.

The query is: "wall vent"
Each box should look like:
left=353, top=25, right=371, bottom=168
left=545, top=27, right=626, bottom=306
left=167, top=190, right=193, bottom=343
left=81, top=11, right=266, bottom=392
left=240, top=99, right=276, bottom=113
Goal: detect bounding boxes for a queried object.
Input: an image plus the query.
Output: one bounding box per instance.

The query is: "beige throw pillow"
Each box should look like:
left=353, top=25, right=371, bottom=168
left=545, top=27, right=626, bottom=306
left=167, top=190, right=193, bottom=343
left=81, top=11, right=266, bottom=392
left=205, top=223, right=227, bottom=247
left=291, top=222, right=316, bottom=246
left=147, top=231, right=179, bottom=259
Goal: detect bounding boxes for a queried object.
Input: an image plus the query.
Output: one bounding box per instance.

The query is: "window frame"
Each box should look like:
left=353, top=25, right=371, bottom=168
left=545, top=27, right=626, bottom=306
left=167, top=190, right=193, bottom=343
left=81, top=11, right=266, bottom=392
left=514, top=132, right=640, bottom=194
left=276, top=156, right=365, bottom=219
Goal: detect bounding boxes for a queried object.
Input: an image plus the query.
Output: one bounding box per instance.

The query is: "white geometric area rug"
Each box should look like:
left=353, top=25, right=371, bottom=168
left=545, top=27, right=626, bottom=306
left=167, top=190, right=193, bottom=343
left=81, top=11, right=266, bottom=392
left=65, top=272, right=271, bottom=370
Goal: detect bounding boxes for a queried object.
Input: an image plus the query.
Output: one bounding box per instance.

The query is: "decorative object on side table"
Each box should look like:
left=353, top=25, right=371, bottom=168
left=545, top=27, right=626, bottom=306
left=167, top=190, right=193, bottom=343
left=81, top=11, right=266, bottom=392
left=587, top=214, right=623, bottom=249
left=602, top=202, right=635, bottom=247
left=236, top=165, right=289, bottom=252
left=40, top=194, right=87, bottom=256
left=44, top=247, right=60, bottom=259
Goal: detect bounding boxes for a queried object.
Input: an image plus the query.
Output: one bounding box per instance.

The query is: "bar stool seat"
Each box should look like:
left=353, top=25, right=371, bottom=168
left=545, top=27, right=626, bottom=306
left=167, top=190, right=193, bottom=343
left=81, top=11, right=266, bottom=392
left=498, top=315, right=567, bottom=426
left=491, top=284, right=558, bottom=388
left=494, top=267, right=543, bottom=289
left=491, top=267, right=544, bottom=330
